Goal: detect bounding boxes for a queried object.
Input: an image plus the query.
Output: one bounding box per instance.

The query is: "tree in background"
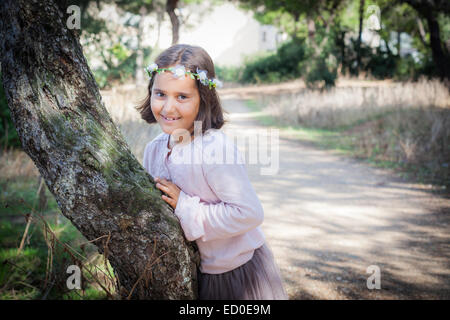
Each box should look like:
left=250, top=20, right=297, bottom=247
left=237, top=0, right=347, bottom=88
left=113, top=0, right=153, bottom=84
left=400, top=0, right=450, bottom=81
left=355, top=0, right=365, bottom=75
left=71, top=0, right=155, bottom=88
left=234, top=0, right=449, bottom=85
left=74, top=0, right=219, bottom=87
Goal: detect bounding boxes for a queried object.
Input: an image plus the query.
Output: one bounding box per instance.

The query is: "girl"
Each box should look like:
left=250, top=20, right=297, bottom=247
left=136, top=44, right=288, bottom=300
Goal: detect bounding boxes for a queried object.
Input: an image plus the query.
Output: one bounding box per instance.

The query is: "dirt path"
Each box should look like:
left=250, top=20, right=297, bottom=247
left=220, top=97, right=450, bottom=300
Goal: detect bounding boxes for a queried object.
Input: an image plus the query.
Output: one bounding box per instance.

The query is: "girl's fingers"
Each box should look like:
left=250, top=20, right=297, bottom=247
left=162, top=195, right=174, bottom=208
left=161, top=178, right=173, bottom=186
left=156, top=182, right=170, bottom=193
left=156, top=178, right=171, bottom=187
left=157, top=178, right=177, bottom=190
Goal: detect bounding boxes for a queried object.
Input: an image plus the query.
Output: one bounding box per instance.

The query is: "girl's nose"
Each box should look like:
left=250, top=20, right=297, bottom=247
left=162, top=96, right=177, bottom=112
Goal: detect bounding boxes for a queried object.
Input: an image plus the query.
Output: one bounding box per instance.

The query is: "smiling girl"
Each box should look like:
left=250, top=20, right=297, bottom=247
left=136, top=44, right=287, bottom=300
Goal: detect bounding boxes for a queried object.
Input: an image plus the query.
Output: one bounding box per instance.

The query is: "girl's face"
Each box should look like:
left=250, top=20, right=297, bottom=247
left=150, top=67, right=201, bottom=135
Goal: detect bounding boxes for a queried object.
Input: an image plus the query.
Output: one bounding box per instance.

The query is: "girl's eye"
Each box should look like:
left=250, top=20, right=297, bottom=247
left=154, top=92, right=186, bottom=99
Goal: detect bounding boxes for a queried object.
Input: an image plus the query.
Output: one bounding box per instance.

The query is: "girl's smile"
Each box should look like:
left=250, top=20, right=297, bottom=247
left=161, top=115, right=181, bottom=122
left=150, top=67, right=200, bottom=135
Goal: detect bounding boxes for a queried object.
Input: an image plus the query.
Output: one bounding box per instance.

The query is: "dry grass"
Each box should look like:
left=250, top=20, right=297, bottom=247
left=257, top=78, right=449, bottom=129
left=252, top=78, right=450, bottom=187
left=100, top=84, right=161, bottom=162
left=0, top=149, right=40, bottom=180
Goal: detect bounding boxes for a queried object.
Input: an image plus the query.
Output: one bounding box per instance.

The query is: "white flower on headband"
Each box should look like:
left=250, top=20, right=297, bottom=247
left=144, top=61, right=223, bottom=89
left=212, top=78, right=223, bottom=88
left=196, top=67, right=209, bottom=85
left=172, top=65, right=187, bottom=79
left=146, top=63, right=158, bottom=73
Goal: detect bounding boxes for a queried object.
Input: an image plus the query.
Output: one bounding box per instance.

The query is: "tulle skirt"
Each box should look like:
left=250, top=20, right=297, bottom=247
left=197, top=242, right=288, bottom=300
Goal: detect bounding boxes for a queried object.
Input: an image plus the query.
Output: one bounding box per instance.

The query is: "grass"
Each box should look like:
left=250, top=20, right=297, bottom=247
left=0, top=176, right=115, bottom=300
left=244, top=80, right=450, bottom=192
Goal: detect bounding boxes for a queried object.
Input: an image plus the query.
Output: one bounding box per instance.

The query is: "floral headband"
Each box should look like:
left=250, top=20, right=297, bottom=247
left=145, top=63, right=223, bottom=89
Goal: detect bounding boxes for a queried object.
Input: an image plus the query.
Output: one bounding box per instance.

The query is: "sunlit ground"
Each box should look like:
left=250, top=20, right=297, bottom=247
left=221, top=97, right=450, bottom=299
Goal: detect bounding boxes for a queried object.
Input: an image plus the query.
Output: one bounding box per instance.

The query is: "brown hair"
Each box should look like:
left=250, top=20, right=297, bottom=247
left=135, top=44, right=228, bottom=134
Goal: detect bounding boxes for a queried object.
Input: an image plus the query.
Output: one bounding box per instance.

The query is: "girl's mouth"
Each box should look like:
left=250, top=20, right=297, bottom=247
left=161, top=115, right=181, bottom=122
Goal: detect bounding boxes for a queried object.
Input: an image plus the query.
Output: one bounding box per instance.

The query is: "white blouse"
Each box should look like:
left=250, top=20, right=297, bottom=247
left=142, top=128, right=266, bottom=274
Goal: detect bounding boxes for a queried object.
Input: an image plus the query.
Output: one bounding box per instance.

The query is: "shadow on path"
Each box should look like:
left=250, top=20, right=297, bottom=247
left=220, top=97, right=450, bottom=300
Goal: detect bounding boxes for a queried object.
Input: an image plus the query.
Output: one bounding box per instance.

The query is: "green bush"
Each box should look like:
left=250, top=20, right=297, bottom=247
left=240, top=38, right=306, bottom=84
left=304, top=57, right=338, bottom=89
left=92, top=43, right=141, bottom=89
left=394, top=54, right=417, bottom=80
left=364, top=47, right=398, bottom=79
left=238, top=37, right=340, bottom=88
left=340, top=38, right=437, bottom=81
left=334, top=34, right=439, bottom=81
left=298, top=33, right=339, bottom=89
left=215, top=65, right=243, bottom=83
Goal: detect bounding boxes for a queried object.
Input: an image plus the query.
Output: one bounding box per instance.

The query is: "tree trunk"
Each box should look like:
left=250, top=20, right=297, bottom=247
left=423, top=12, right=449, bottom=80
left=156, top=4, right=165, bottom=49
left=356, top=0, right=365, bottom=75
left=135, top=6, right=147, bottom=85
left=306, top=16, right=318, bottom=53
left=292, top=12, right=300, bottom=40
left=415, top=17, right=427, bottom=47
left=0, top=0, right=199, bottom=299
left=166, top=0, right=180, bottom=45
left=403, top=0, right=450, bottom=80
left=339, top=30, right=346, bottom=75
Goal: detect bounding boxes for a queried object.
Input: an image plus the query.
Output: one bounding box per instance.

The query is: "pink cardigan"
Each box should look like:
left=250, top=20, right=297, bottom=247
left=142, top=128, right=266, bottom=274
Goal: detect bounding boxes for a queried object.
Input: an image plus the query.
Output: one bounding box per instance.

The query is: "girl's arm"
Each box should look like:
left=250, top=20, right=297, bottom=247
left=142, top=141, right=151, bottom=173
left=174, top=141, right=264, bottom=242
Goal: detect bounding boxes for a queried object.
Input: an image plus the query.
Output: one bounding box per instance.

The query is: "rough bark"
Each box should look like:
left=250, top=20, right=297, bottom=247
left=0, top=0, right=199, bottom=299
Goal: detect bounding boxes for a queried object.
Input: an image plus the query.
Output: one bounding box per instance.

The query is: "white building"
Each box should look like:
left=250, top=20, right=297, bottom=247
left=142, top=1, right=287, bottom=67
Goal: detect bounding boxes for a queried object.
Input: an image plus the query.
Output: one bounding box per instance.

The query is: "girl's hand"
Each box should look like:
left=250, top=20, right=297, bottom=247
left=155, top=177, right=180, bottom=210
